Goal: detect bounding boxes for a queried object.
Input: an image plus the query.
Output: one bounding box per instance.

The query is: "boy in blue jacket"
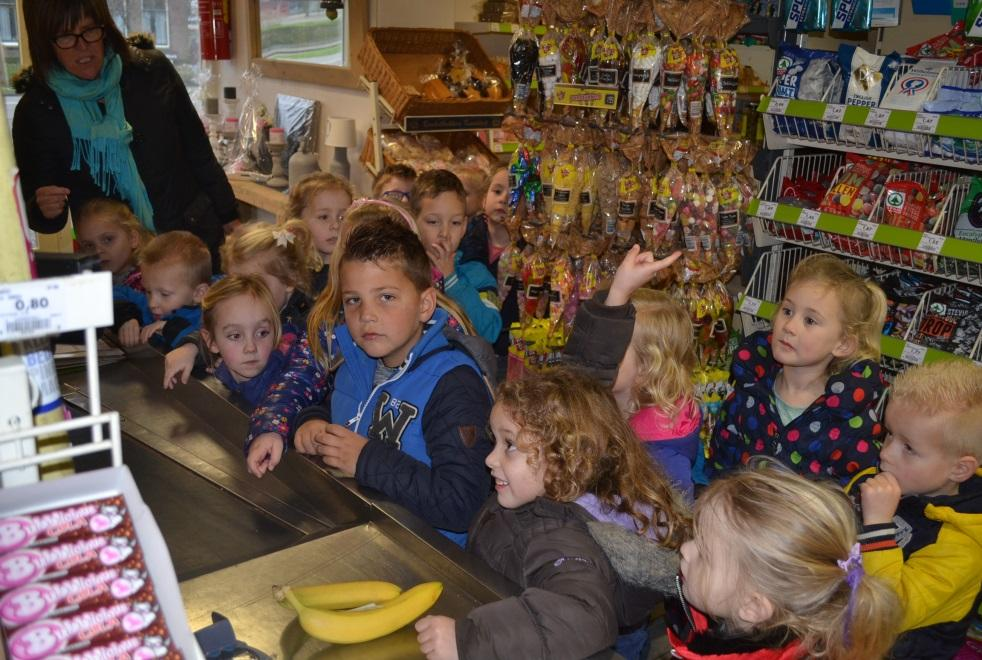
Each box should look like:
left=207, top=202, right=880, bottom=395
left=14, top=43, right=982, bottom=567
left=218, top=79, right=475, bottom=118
left=267, top=217, right=494, bottom=546
left=411, top=169, right=501, bottom=344
left=113, top=230, right=210, bottom=351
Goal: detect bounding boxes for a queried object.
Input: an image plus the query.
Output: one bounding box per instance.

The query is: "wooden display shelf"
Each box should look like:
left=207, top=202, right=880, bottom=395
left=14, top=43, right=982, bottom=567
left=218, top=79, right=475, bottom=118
left=230, top=178, right=288, bottom=217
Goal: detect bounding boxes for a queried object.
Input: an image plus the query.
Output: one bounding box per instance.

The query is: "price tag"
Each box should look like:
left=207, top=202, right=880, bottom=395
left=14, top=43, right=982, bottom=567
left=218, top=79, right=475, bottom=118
left=798, top=208, right=821, bottom=228
left=852, top=220, right=879, bottom=241
left=911, top=112, right=940, bottom=134
left=0, top=272, right=112, bottom=342
left=916, top=232, right=946, bottom=255
left=756, top=201, right=778, bottom=219
left=900, top=342, right=928, bottom=365
left=766, top=98, right=790, bottom=115
left=739, top=296, right=763, bottom=315
left=865, top=108, right=891, bottom=128
left=822, top=104, right=846, bottom=122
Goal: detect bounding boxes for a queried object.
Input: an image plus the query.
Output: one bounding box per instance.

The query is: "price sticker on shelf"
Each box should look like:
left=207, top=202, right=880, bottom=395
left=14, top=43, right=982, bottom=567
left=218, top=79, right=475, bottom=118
left=798, top=209, right=821, bottom=228
left=739, top=296, right=763, bottom=315
left=916, top=232, right=946, bottom=255
left=766, top=98, right=790, bottom=115
left=852, top=220, right=879, bottom=241
left=0, top=272, right=112, bottom=342
left=911, top=112, right=940, bottom=134
left=756, top=201, right=778, bottom=219
left=822, top=104, right=846, bottom=122
left=865, top=108, right=891, bottom=128
left=900, top=342, right=928, bottom=365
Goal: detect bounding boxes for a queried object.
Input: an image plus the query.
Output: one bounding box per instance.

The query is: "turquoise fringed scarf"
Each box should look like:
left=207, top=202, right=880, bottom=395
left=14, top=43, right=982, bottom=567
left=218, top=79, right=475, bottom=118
left=47, top=48, right=155, bottom=230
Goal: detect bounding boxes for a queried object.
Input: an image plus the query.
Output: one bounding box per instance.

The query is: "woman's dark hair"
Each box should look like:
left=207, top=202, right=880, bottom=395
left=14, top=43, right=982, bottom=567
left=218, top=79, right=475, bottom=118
left=26, top=0, right=131, bottom=82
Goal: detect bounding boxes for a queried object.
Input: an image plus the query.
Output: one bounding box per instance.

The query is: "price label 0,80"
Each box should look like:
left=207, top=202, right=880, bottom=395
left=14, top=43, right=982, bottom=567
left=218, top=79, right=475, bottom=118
left=0, top=272, right=112, bottom=342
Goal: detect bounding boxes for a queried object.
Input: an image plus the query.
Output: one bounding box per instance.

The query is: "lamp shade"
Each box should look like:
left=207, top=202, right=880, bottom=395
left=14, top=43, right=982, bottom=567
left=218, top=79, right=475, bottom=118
left=324, top=117, right=357, bottom=148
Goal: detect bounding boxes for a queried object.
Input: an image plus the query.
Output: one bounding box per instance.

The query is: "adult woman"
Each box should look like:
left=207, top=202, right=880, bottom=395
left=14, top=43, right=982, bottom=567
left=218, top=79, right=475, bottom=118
left=13, top=0, right=237, bottom=259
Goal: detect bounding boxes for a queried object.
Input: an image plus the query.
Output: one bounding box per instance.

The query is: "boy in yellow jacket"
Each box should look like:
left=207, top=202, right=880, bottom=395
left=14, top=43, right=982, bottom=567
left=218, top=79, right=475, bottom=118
left=859, top=360, right=982, bottom=659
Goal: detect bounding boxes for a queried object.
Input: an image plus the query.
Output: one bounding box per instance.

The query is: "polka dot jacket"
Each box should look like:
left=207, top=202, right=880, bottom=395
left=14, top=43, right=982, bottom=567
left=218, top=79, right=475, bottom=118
left=708, top=330, right=885, bottom=487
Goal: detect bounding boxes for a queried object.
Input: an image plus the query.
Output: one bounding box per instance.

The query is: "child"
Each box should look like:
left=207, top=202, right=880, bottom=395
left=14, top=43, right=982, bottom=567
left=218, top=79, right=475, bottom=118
left=859, top=360, right=982, bottom=658
left=453, top=165, right=487, bottom=218
left=411, top=169, right=501, bottom=344
left=285, top=172, right=354, bottom=293
left=200, top=275, right=304, bottom=408
left=371, top=163, right=416, bottom=206
left=416, top=367, right=689, bottom=659
left=75, top=198, right=153, bottom=288
left=162, top=219, right=319, bottom=388
left=709, top=253, right=888, bottom=487
left=113, top=230, right=210, bottom=351
left=249, top=216, right=494, bottom=546
left=665, top=463, right=901, bottom=659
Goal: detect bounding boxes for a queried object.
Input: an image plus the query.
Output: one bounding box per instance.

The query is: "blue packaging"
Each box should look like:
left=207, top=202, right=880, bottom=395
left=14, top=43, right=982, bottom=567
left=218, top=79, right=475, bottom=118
left=772, top=45, right=841, bottom=139
left=784, top=0, right=829, bottom=30
left=831, top=0, right=873, bottom=30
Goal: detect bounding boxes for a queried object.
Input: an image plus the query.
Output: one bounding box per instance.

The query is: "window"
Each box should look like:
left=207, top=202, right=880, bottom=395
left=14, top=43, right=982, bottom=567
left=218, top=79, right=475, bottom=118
left=142, top=0, right=170, bottom=48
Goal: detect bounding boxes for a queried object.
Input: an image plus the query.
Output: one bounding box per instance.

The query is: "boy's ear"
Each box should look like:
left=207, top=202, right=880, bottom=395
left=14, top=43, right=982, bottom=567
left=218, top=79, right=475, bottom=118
left=192, top=283, right=210, bottom=305
left=949, top=455, right=979, bottom=484
left=833, top=331, right=860, bottom=359
left=737, top=591, right=774, bottom=627
left=418, top=286, right=437, bottom=322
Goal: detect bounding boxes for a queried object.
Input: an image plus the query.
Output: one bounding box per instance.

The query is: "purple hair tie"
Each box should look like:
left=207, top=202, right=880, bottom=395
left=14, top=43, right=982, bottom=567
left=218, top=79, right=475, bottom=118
left=837, top=542, right=864, bottom=646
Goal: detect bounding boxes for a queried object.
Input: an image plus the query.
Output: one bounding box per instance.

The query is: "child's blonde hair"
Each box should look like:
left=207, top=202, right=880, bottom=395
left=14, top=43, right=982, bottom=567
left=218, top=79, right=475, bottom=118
left=627, top=289, right=696, bottom=418
left=76, top=197, right=154, bottom=256
left=786, top=254, right=887, bottom=374
left=201, top=275, right=283, bottom=349
left=889, top=360, right=982, bottom=457
left=221, top=219, right=321, bottom=295
left=496, top=367, right=691, bottom=548
left=285, top=172, right=355, bottom=221
left=139, top=230, right=211, bottom=285
left=698, top=464, right=901, bottom=659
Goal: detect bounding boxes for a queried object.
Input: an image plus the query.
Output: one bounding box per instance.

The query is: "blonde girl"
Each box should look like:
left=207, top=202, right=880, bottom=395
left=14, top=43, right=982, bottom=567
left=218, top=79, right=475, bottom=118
left=671, top=463, right=900, bottom=659
left=285, top=171, right=355, bottom=292
left=162, top=219, right=319, bottom=388
left=75, top=197, right=153, bottom=286
left=417, top=367, right=689, bottom=660
left=200, top=275, right=294, bottom=407
left=709, top=253, right=888, bottom=488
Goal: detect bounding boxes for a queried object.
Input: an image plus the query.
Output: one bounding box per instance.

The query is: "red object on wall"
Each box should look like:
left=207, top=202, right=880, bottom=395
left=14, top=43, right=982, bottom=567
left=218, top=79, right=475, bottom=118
left=199, top=0, right=231, bottom=60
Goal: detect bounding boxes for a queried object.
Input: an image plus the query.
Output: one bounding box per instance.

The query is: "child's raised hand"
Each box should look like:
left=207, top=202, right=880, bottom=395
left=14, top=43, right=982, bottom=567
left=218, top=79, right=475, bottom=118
left=118, top=319, right=142, bottom=347
left=426, top=239, right=456, bottom=279
left=416, top=615, right=459, bottom=660
left=859, top=472, right=902, bottom=526
left=606, top=244, right=683, bottom=306
left=139, top=320, right=166, bottom=345
left=246, top=433, right=284, bottom=478
left=315, top=423, right=368, bottom=476
left=294, top=419, right=330, bottom=455
left=163, top=344, right=199, bottom=389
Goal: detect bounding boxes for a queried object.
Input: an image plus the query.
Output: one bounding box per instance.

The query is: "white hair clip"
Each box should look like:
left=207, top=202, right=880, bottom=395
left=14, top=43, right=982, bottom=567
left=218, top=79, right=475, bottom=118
left=272, top=228, right=295, bottom=248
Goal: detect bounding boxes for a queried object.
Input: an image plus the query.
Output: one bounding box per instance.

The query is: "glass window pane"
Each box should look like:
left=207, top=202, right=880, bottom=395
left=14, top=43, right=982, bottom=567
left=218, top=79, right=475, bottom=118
left=259, top=0, right=345, bottom=67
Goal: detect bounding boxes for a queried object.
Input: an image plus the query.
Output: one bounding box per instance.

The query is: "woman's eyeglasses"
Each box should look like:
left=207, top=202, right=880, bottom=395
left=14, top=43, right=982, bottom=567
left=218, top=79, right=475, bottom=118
left=53, top=25, right=105, bottom=50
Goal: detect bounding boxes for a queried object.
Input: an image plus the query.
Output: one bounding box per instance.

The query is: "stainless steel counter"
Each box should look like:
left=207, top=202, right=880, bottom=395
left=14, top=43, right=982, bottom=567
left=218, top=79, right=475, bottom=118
left=60, top=348, right=518, bottom=658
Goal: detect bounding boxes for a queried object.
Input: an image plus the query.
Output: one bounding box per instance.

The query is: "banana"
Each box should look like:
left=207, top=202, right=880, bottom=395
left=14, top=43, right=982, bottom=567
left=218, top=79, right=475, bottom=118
left=273, top=581, right=403, bottom=611
left=281, top=581, right=443, bottom=644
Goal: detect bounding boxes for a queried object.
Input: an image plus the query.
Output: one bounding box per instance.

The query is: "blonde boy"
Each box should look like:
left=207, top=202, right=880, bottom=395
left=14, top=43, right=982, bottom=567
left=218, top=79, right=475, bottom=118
left=860, top=360, right=982, bottom=658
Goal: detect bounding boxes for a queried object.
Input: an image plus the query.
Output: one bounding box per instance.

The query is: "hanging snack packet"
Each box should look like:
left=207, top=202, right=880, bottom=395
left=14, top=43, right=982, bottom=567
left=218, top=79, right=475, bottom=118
left=579, top=151, right=598, bottom=235
left=830, top=0, right=872, bottom=31
left=660, top=41, right=687, bottom=131
left=630, top=33, right=662, bottom=129
left=954, top=176, right=982, bottom=243
left=510, top=26, right=539, bottom=112
left=616, top=165, right=643, bottom=246
left=709, top=41, right=740, bottom=135
left=784, top=0, right=829, bottom=31
left=686, top=39, right=710, bottom=135
left=538, top=27, right=562, bottom=114
left=838, top=45, right=901, bottom=145
left=560, top=26, right=589, bottom=83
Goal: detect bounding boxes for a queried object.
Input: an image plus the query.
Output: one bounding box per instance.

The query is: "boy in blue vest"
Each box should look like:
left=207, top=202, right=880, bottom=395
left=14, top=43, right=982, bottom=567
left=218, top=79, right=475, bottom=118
left=288, top=218, right=494, bottom=545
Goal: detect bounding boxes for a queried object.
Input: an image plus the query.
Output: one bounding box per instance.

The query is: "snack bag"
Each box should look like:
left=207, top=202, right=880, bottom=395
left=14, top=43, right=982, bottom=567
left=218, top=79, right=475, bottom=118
left=579, top=152, right=598, bottom=235
left=510, top=26, right=539, bottom=112
left=837, top=45, right=902, bottom=145
left=784, top=0, right=829, bottom=31
left=969, top=0, right=982, bottom=39
left=615, top=165, right=643, bottom=246
left=537, top=27, right=562, bottom=114
left=630, top=33, right=662, bottom=129
left=955, top=176, right=982, bottom=243
left=709, top=41, right=740, bottom=135
left=830, top=0, right=872, bottom=31
left=882, top=181, right=931, bottom=231
left=881, top=60, right=946, bottom=151
left=660, top=41, right=687, bottom=131
left=559, top=26, right=589, bottom=83
left=685, top=40, right=710, bottom=135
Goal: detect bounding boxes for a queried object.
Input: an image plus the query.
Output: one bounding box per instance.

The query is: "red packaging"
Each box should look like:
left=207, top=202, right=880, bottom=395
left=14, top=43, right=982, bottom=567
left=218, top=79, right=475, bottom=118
left=0, top=534, right=139, bottom=593
left=882, top=181, right=930, bottom=230
left=41, top=633, right=181, bottom=659
left=0, top=498, right=127, bottom=555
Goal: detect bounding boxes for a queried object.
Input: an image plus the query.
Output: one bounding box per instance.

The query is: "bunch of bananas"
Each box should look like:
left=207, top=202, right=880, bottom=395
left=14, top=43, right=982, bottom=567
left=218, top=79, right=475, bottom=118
left=273, top=580, right=443, bottom=644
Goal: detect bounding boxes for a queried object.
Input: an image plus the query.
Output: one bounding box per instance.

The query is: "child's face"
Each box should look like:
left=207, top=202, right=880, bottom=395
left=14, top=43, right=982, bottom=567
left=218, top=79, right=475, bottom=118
left=339, top=258, right=435, bottom=368
left=227, top=258, right=293, bottom=312
left=485, top=404, right=546, bottom=509
left=771, top=281, right=854, bottom=371
left=417, top=192, right=467, bottom=257
left=878, top=400, right=962, bottom=497
left=461, top=178, right=483, bottom=217
left=302, top=189, right=350, bottom=259
left=378, top=177, right=414, bottom=205
left=484, top=170, right=509, bottom=225
left=77, top=215, right=139, bottom=276
left=204, top=294, right=276, bottom=383
left=141, top=262, right=207, bottom=319
left=679, top=501, right=749, bottom=623
left=611, top=342, right=639, bottom=407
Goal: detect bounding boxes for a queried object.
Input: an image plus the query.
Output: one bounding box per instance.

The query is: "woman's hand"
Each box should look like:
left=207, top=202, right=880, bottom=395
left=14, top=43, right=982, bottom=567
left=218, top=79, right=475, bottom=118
left=35, top=186, right=71, bottom=220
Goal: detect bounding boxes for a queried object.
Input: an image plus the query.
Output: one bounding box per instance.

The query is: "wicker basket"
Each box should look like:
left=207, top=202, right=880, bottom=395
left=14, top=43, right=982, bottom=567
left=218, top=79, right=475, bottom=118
left=360, top=128, right=499, bottom=174
left=358, top=28, right=512, bottom=121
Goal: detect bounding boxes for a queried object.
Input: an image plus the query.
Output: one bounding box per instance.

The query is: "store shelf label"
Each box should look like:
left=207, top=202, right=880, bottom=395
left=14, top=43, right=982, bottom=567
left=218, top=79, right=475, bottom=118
left=553, top=84, right=619, bottom=110
left=900, top=342, right=927, bottom=365
left=756, top=201, right=778, bottom=219
left=798, top=208, right=821, bottom=228
left=911, top=112, right=940, bottom=134
left=865, top=108, right=891, bottom=128
left=915, top=232, right=946, bottom=255
left=852, top=220, right=879, bottom=241
left=0, top=272, right=112, bottom=342
left=822, top=104, right=846, bottom=122
left=739, top=296, right=763, bottom=315
left=767, top=98, right=790, bottom=115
